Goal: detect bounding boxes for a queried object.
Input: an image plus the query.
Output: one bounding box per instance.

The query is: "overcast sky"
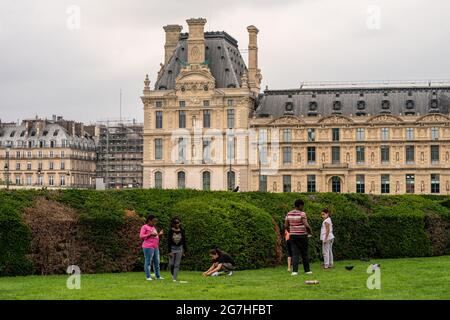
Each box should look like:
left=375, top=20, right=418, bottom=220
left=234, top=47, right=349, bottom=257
left=1, top=0, right=449, bottom=124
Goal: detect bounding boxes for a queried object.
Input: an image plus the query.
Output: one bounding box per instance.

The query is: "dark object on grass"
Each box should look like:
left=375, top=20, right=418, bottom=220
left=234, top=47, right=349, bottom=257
left=345, top=265, right=354, bottom=271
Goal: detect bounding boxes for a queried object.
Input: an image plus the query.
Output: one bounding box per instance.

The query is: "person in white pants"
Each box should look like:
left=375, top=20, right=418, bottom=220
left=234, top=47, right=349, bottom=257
left=320, top=209, right=335, bottom=269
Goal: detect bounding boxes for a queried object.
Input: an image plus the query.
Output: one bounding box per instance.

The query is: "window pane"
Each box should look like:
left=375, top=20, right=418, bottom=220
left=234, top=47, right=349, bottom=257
left=259, top=175, right=267, bottom=192
left=307, top=129, right=315, bottom=142
left=283, top=175, right=291, bottom=193
left=307, top=175, right=316, bottom=192
left=406, top=174, right=415, bottom=194
left=332, top=128, right=340, bottom=141
left=283, top=147, right=292, bottom=164
left=202, top=171, right=211, bottom=190
left=431, top=145, right=439, bottom=164
left=332, top=146, right=340, bottom=164
left=307, top=147, right=316, bottom=163
left=381, top=174, right=390, bottom=194
left=154, top=172, right=163, bottom=189
left=177, top=172, right=186, bottom=189
left=356, top=174, right=365, bottom=193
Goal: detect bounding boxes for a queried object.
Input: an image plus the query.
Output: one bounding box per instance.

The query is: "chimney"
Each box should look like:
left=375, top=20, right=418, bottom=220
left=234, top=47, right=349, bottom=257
left=247, top=25, right=261, bottom=91
left=163, top=24, right=183, bottom=65
left=186, top=18, right=207, bottom=65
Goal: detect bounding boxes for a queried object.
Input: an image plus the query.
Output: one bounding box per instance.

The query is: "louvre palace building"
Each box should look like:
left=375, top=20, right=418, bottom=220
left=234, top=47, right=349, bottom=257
left=142, top=18, right=450, bottom=195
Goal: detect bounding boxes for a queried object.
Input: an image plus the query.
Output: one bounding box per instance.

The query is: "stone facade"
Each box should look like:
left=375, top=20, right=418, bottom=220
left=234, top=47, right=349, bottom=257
left=142, top=18, right=450, bottom=195
left=0, top=117, right=96, bottom=189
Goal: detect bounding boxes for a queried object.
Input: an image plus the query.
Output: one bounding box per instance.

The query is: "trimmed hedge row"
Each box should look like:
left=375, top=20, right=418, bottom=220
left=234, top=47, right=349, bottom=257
left=0, top=189, right=449, bottom=276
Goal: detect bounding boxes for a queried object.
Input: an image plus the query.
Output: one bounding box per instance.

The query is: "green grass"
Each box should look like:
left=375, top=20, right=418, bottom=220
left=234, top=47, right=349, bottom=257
left=1, top=256, right=449, bottom=300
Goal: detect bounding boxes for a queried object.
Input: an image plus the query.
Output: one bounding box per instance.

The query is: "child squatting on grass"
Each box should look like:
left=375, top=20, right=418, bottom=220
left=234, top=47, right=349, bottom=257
left=202, top=248, right=236, bottom=277
left=320, top=208, right=335, bottom=269
left=140, top=214, right=164, bottom=281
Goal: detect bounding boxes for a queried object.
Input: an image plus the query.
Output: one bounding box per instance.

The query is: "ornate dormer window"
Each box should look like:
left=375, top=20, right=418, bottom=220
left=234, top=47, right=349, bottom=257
left=309, top=101, right=318, bottom=111
left=381, top=100, right=390, bottom=110
left=430, top=99, right=439, bottom=109
left=406, top=100, right=415, bottom=109
left=333, top=101, right=342, bottom=110
left=285, top=102, right=294, bottom=114
left=357, top=101, right=366, bottom=110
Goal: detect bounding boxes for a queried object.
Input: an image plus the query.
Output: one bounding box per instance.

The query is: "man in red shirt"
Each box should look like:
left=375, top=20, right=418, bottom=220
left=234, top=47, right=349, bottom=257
left=284, top=199, right=313, bottom=276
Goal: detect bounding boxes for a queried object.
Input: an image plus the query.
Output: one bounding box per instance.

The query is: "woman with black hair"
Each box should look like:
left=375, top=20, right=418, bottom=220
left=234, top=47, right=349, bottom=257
left=167, top=217, right=187, bottom=282
left=202, top=248, right=235, bottom=277
left=140, top=214, right=164, bottom=281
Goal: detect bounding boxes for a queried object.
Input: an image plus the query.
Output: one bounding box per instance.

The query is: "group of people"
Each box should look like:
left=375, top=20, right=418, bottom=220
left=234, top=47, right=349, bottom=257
left=285, top=199, right=335, bottom=275
left=139, top=215, right=235, bottom=282
left=139, top=199, right=334, bottom=281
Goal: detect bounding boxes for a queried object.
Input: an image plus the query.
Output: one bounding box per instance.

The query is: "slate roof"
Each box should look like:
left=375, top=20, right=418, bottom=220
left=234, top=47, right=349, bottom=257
left=155, top=31, right=247, bottom=90
left=0, top=122, right=96, bottom=149
left=255, top=84, right=450, bottom=117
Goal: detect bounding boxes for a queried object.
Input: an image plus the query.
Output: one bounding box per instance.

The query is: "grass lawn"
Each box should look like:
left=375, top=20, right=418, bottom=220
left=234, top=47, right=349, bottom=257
left=1, top=256, right=449, bottom=300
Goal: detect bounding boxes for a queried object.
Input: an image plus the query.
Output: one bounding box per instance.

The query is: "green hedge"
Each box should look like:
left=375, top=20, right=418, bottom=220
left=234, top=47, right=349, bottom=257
left=0, top=189, right=449, bottom=276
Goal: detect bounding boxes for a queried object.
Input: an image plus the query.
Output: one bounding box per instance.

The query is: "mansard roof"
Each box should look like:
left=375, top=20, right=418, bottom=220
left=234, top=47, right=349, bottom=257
left=256, top=82, right=450, bottom=117
left=155, top=31, right=247, bottom=90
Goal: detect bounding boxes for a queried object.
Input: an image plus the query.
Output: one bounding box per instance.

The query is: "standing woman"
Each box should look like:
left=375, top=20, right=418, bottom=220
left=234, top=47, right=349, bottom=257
left=167, top=217, right=187, bottom=282
left=320, top=209, right=335, bottom=269
left=140, top=214, right=164, bottom=281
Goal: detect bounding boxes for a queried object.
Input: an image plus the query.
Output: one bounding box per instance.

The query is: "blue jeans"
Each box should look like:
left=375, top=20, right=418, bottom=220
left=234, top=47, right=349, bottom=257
left=143, top=248, right=160, bottom=279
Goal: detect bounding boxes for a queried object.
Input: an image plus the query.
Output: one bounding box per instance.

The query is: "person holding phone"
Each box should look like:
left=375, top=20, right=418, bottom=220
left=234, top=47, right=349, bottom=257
left=167, top=217, right=187, bottom=282
left=140, top=214, right=164, bottom=281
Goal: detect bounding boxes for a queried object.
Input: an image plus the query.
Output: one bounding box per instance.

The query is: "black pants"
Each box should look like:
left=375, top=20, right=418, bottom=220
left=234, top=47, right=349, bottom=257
left=290, top=235, right=310, bottom=273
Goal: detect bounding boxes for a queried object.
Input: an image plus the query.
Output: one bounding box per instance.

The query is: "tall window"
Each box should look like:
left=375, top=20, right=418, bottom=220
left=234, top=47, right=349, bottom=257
left=332, top=128, right=340, bottom=141
left=356, top=175, right=365, bottom=193
left=60, top=175, right=66, bottom=187
left=381, top=174, right=390, bottom=194
left=283, top=147, right=292, bottom=165
left=27, top=175, right=33, bottom=186
left=356, top=146, right=365, bottom=164
left=406, top=174, right=415, bottom=194
left=307, top=129, right=315, bottom=142
left=307, top=147, right=316, bottom=164
left=332, top=146, right=340, bottom=164
left=431, top=127, right=439, bottom=140
left=202, top=171, right=211, bottom=190
left=380, top=146, right=390, bottom=164
left=49, top=175, right=54, bottom=186
left=203, top=110, right=211, bottom=128
left=431, top=145, right=439, bottom=164
left=27, top=162, right=32, bottom=170
left=37, top=175, right=43, bottom=186
left=179, top=111, right=186, bottom=128
left=381, top=128, right=389, bottom=140
left=16, top=163, right=20, bottom=171
left=227, top=135, right=235, bottom=162
left=60, top=161, right=65, bottom=170
left=227, top=109, right=235, bottom=128
left=406, top=128, right=414, bottom=140
left=259, top=175, right=267, bottom=192
left=356, top=128, right=365, bottom=141
left=177, top=171, right=186, bottom=189
left=431, top=174, right=440, bottom=194
left=332, top=176, right=341, bottom=193
left=283, top=175, right=291, bottom=193
left=227, top=171, right=235, bottom=190
left=283, top=129, right=292, bottom=142
left=203, top=138, right=212, bottom=163
left=154, top=171, right=162, bottom=189
left=178, top=138, right=186, bottom=162
left=155, top=138, right=163, bottom=160
left=405, top=146, right=415, bottom=164
left=307, top=175, right=316, bottom=192
left=156, top=111, right=163, bottom=129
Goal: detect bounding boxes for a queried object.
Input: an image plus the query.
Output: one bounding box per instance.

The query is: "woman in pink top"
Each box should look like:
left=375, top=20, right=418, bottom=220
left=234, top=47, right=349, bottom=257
left=140, top=214, right=164, bottom=281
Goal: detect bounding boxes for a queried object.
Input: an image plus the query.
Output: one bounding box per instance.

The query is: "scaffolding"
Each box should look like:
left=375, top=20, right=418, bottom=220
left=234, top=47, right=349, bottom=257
left=95, top=119, right=143, bottom=189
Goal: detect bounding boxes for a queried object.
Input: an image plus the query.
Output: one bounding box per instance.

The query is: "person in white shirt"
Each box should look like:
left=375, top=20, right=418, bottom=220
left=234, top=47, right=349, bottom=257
left=320, top=209, right=335, bottom=269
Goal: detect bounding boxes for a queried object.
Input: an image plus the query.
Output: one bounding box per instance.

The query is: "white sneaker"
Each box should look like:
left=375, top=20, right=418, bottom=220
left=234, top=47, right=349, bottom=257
left=156, top=277, right=165, bottom=280
left=211, top=272, right=220, bottom=277
left=173, top=279, right=177, bottom=282
left=291, top=272, right=298, bottom=276
left=146, top=278, right=153, bottom=281
left=305, top=271, right=313, bottom=275
left=227, top=271, right=233, bottom=276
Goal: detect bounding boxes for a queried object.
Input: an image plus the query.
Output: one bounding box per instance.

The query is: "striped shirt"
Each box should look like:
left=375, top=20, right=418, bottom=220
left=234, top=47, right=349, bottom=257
left=285, top=210, right=308, bottom=236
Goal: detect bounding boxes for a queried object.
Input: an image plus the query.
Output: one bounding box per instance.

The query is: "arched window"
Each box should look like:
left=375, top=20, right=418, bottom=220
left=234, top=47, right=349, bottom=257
left=177, top=171, right=186, bottom=189
left=154, top=171, right=162, bottom=189
left=202, top=171, right=211, bottom=190
left=227, top=171, right=235, bottom=190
